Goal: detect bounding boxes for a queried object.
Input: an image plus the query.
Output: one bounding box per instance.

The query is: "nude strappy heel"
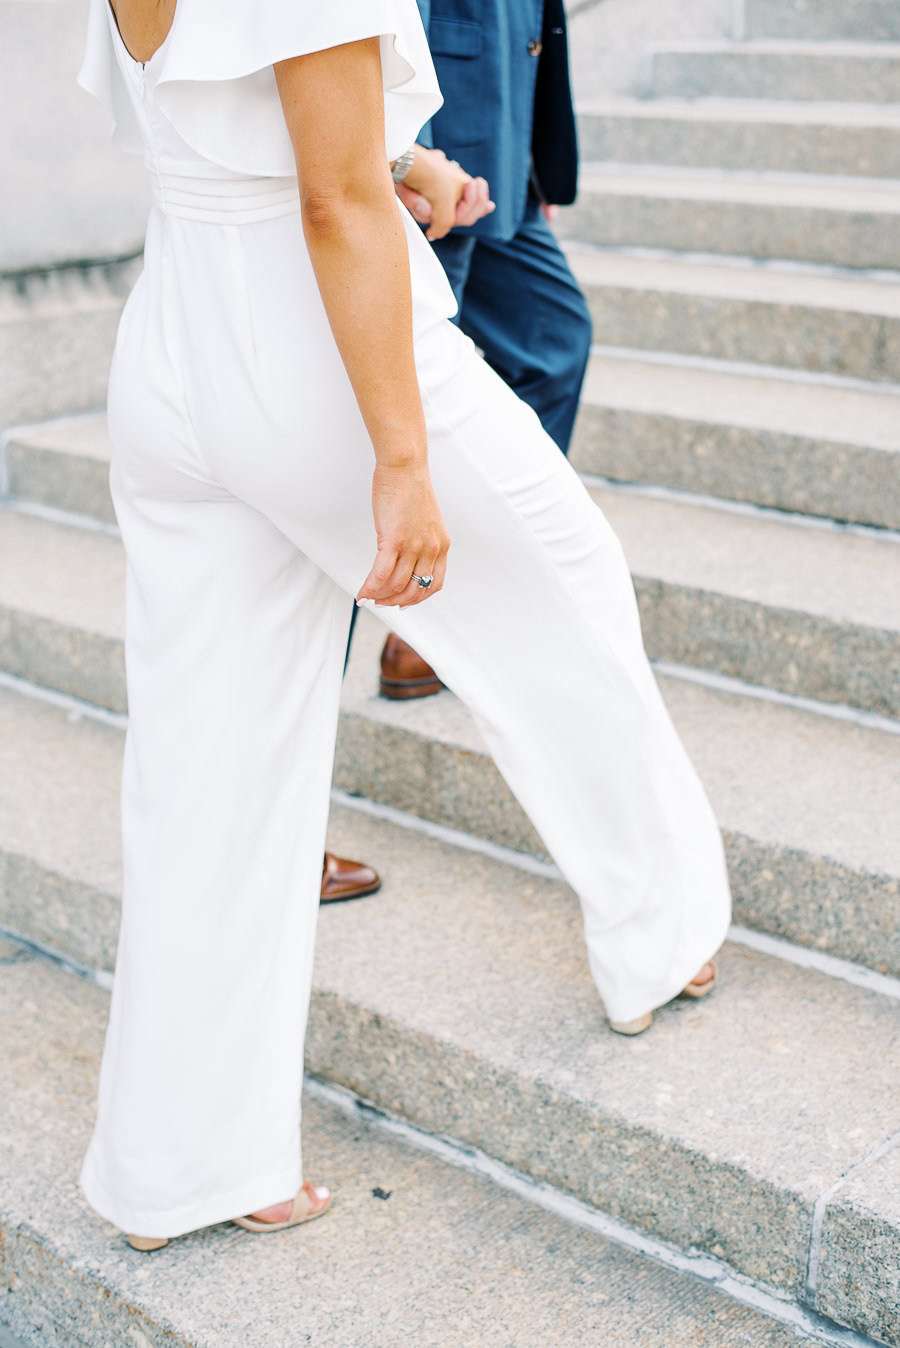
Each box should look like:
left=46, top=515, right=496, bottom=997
left=126, top=1180, right=331, bottom=1251
left=232, top=1181, right=331, bottom=1233
left=608, top=958, right=718, bottom=1037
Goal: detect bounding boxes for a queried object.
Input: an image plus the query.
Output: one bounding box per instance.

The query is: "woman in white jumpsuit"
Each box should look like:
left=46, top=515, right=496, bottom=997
left=77, top=0, right=731, bottom=1245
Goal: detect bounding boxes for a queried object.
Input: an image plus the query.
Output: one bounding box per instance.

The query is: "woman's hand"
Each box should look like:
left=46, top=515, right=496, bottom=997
left=357, top=462, right=450, bottom=607
left=397, top=146, right=495, bottom=240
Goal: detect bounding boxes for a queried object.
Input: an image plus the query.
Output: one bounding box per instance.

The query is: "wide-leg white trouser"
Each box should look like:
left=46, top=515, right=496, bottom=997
left=80, top=209, right=730, bottom=1239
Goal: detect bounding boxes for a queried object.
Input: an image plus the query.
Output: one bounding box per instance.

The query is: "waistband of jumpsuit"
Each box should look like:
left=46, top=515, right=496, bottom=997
left=148, top=167, right=301, bottom=224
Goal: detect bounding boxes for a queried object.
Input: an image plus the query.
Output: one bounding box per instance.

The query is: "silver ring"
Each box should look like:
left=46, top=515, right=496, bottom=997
left=411, top=574, right=433, bottom=589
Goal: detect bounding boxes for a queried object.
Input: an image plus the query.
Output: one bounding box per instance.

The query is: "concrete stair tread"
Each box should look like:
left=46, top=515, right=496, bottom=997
left=744, top=0, right=900, bottom=43
left=8, top=413, right=112, bottom=463
left=341, top=613, right=900, bottom=883
left=583, top=349, right=900, bottom=456
left=647, top=41, right=900, bottom=105
left=0, top=954, right=831, bottom=1348
left=2, top=609, right=898, bottom=976
left=579, top=95, right=900, bottom=129
left=648, top=39, right=900, bottom=58
left=0, top=510, right=122, bottom=640
left=579, top=163, right=900, bottom=214
left=567, top=246, right=900, bottom=319
left=320, top=804, right=900, bottom=1322
left=595, top=483, right=899, bottom=633
left=4, top=429, right=898, bottom=636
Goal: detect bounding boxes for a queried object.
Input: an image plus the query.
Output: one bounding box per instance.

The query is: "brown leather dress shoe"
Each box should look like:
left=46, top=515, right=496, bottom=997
left=320, top=852, right=382, bottom=904
left=379, top=633, right=443, bottom=701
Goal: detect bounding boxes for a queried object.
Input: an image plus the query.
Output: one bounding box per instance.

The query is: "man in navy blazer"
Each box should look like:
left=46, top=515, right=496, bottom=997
left=323, top=0, right=594, bottom=900
left=377, top=0, right=594, bottom=704
left=409, top=0, right=591, bottom=455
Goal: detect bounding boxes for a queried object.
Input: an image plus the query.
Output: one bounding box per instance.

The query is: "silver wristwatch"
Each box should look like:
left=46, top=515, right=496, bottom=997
left=391, top=146, right=416, bottom=183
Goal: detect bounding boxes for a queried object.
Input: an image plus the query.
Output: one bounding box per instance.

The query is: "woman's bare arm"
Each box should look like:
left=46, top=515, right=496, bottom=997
left=274, top=40, right=449, bottom=607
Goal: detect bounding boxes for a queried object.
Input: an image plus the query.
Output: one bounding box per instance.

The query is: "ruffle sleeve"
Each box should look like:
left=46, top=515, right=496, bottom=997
left=78, top=0, right=443, bottom=175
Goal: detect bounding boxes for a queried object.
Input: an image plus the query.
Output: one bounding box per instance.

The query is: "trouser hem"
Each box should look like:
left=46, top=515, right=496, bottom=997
left=80, top=1154, right=304, bottom=1240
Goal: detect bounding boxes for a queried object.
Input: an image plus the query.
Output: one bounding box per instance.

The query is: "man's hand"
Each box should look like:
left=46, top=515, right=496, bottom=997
left=395, top=146, right=495, bottom=240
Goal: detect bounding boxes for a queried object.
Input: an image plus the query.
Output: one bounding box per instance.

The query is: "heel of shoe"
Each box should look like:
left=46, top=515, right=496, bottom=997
left=608, top=1011, right=653, bottom=1036
left=127, top=1234, right=169, bottom=1251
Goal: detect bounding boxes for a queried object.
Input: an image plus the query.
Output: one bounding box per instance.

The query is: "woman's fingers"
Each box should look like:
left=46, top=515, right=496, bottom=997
left=359, top=538, right=448, bottom=608
left=399, top=548, right=448, bottom=609
left=357, top=544, right=401, bottom=603
left=395, top=183, right=433, bottom=222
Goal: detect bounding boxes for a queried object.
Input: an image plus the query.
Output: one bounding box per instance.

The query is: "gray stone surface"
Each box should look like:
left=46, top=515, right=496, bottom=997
left=572, top=346, right=900, bottom=531
left=0, top=960, right=825, bottom=1348
left=579, top=98, right=900, bottom=179
left=3, top=611, right=899, bottom=978
left=594, top=484, right=900, bottom=719
left=0, top=934, right=30, bottom=965
left=650, top=41, right=900, bottom=102
left=569, top=246, right=900, bottom=389
left=0, top=261, right=136, bottom=431
left=744, top=0, right=900, bottom=41
left=0, top=0, right=149, bottom=272
left=0, top=509, right=125, bottom=711
left=566, top=0, right=731, bottom=100
left=5, top=447, right=900, bottom=714
left=311, top=805, right=900, bottom=1299
left=5, top=415, right=115, bottom=524
left=816, top=1140, right=900, bottom=1343
left=337, top=613, right=900, bottom=976
left=0, top=685, right=122, bottom=970
left=0, top=922, right=894, bottom=1342
left=1, top=714, right=898, bottom=1327
left=561, top=165, right=900, bottom=271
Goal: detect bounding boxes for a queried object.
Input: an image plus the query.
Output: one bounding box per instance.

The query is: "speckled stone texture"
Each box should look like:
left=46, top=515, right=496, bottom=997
left=569, top=248, right=900, bottom=387
left=5, top=456, right=900, bottom=717
left=816, top=1140, right=900, bottom=1343
left=574, top=403, right=900, bottom=532
left=650, top=45, right=900, bottom=103
left=310, top=805, right=900, bottom=1302
left=0, top=262, right=137, bottom=431
left=744, top=0, right=900, bottom=40
left=2, top=610, right=899, bottom=978
left=561, top=169, right=900, bottom=271
left=578, top=103, right=900, bottom=179
left=0, top=959, right=823, bottom=1348
left=5, top=416, right=115, bottom=525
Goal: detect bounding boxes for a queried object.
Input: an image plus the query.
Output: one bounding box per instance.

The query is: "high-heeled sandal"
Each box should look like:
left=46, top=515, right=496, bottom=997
left=126, top=1180, right=331, bottom=1251
left=608, top=958, right=718, bottom=1037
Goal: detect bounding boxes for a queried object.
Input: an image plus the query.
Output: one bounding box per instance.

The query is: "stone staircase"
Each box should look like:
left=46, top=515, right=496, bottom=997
left=2, top=0, right=900, bottom=1343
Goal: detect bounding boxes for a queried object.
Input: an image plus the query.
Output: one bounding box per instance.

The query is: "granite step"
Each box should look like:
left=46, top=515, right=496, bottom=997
left=2, top=601, right=898, bottom=982
left=8, top=319, right=900, bottom=536
left=578, top=98, right=900, bottom=179
left=571, top=344, right=900, bottom=528
left=0, top=259, right=136, bottom=432
left=0, top=953, right=850, bottom=1348
left=2, top=468, right=898, bottom=717
left=562, top=165, right=900, bottom=271
left=567, top=247, right=900, bottom=386
left=5, top=819, right=900, bottom=1341
left=649, top=40, right=900, bottom=103
left=742, top=0, right=900, bottom=43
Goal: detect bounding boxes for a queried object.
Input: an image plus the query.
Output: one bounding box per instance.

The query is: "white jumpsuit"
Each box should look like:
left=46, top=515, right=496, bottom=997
left=77, top=0, right=731, bottom=1239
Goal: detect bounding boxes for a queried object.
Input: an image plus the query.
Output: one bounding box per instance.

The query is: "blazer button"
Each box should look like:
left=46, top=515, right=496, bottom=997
left=527, top=38, right=543, bottom=55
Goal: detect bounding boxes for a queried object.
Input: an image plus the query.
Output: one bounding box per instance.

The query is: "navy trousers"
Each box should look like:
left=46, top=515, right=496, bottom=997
left=431, top=199, right=593, bottom=454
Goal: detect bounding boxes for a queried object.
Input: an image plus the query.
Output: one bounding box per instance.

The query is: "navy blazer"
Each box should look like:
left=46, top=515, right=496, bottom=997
left=416, top=0, right=578, bottom=241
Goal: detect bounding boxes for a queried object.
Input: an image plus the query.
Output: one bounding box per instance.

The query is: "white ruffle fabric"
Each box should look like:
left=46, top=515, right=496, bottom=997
left=78, top=0, right=443, bottom=168
left=76, top=0, right=732, bottom=1241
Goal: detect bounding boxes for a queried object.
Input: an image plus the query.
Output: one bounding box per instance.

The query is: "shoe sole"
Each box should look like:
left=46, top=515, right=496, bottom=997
left=379, top=677, right=443, bottom=700
left=319, top=879, right=383, bottom=905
